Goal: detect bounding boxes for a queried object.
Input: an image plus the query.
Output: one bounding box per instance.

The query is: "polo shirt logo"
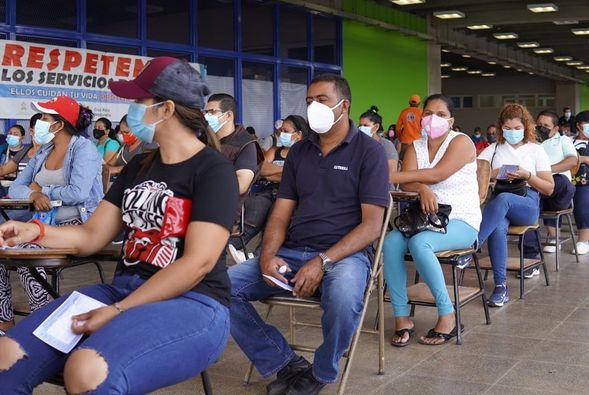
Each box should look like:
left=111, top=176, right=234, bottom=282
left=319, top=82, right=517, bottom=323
left=333, top=165, right=348, bottom=171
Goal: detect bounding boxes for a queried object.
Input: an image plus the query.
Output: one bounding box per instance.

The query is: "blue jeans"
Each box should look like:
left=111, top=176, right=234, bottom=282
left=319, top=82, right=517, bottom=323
left=478, top=190, right=540, bottom=285
left=574, top=186, right=589, bottom=230
left=0, top=273, right=229, bottom=394
left=383, top=220, right=478, bottom=317
left=229, top=246, right=370, bottom=384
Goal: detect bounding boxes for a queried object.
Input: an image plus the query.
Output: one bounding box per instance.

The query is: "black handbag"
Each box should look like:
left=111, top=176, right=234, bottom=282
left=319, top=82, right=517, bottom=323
left=493, top=178, right=528, bottom=197
left=394, top=202, right=452, bottom=238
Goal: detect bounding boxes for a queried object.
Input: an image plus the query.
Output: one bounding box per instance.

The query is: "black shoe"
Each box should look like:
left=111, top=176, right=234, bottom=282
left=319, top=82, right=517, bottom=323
left=266, top=356, right=311, bottom=395
left=285, top=367, right=326, bottom=395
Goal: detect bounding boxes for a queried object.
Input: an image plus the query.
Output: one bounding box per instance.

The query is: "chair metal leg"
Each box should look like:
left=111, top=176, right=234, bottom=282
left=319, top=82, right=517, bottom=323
left=519, top=235, right=525, bottom=299
left=537, top=229, right=550, bottom=286
left=473, top=254, right=491, bottom=325
left=555, top=214, right=561, bottom=272
left=240, top=236, right=248, bottom=260
left=377, top=270, right=385, bottom=375
left=451, top=266, right=462, bottom=345
left=568, top=213, right=580, bottom=262
left=409, top=270, right=419, bottom=317
left=201, top=371, right=213, bottom=395
left=93, top=262, right=106, bottom=284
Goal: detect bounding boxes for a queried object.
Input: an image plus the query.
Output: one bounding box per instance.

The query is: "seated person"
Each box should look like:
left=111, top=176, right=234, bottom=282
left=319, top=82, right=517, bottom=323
left=105, top=115, right=155, bottom=176
left=477, top=104, right=554, bottom=307
left=384, top=94, right=481, bottom=347
left=523, top=110, right=577, bottom=261
left=572, top=111, right=589, bottom=254
left=229, top=74, right=389, bottom=395
left=0, top=57, right=239, bottom=394
left=0, top=124, right=33, bottom=181
left=0, top=96, right=103, bottom=334
left=93, top=117, right=120, bottom=163
left=228, top=115, right=310, bottom=263
left=358, top=105, right=399, bottom=187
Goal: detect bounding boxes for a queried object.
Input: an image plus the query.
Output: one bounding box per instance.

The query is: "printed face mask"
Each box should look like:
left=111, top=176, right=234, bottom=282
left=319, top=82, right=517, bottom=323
left=307, top=100, right=344, bottom=134
left=6, top=135, right=21, bottom=148
left=503, top=128, right=525, bottom=145
left=421, top=114, right=449, bottom=139
left=204, top=112, right=228, bottom=133
left=127, top=102, right=164, bottom=144
left=535, top=125, right=551, bottom=142
left=33, top=120, right=57, bottom=145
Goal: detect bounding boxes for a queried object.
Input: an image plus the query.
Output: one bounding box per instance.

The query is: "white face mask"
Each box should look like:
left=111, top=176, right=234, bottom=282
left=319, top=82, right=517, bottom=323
left=307, top=100, right=344, bottom=134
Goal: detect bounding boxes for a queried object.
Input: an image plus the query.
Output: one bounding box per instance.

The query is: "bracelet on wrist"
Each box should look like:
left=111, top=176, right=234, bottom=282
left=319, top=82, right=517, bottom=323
left=28, top=219, right=45, bottom=243
left=113, top=302, right=125, bottom=314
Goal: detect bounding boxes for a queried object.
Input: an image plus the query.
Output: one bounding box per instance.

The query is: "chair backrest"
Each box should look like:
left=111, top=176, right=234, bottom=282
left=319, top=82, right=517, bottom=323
left=370, top=194, right=395, bottom=281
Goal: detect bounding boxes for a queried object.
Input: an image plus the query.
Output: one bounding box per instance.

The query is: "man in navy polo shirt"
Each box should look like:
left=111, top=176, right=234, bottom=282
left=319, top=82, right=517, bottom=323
left=228, top=74, right=389, bottom=395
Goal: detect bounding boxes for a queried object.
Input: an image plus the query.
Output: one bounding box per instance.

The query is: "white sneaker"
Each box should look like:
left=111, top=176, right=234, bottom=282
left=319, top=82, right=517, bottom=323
left=573, top=241, right=589, bottom=255
left=227, top=244, right=254, bottom=263
left=543, top=239, right=560, bottom=253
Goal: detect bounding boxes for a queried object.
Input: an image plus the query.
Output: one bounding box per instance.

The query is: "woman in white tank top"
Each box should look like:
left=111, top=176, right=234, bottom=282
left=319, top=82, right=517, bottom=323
left=383, top=94, right=481, bottom=347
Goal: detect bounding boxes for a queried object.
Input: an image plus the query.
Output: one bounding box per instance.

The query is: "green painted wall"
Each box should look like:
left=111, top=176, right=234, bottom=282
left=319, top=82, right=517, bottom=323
left=342, top=19, right=428, bottom=127
left=581, top=82, right=589, bottom=111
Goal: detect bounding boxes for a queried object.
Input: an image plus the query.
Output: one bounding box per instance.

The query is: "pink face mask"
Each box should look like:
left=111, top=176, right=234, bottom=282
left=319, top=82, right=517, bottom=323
left=421, top=114, right=449, bottom=139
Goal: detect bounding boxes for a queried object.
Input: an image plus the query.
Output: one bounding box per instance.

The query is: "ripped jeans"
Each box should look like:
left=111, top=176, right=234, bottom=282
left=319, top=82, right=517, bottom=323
left=0, top=273, right=229, bottom=394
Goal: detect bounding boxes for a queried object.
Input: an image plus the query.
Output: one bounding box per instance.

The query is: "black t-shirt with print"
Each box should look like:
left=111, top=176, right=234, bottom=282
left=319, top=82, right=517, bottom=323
left=104, top=147, right=239, bottom=307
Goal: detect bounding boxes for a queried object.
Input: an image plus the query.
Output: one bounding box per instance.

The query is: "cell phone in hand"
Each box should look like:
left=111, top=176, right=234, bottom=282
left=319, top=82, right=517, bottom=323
left=497, top=165, right=519, bottom=180
left=50, top=200, right=62, bottom=207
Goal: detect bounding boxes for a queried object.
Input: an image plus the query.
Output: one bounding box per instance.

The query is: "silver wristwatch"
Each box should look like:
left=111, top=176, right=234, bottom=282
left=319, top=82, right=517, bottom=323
left=319, top=252, right=335, bottom=272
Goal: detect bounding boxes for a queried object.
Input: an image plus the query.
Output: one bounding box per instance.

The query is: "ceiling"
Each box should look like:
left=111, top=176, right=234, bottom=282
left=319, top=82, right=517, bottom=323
left=387, top=0, right=589, bottom=80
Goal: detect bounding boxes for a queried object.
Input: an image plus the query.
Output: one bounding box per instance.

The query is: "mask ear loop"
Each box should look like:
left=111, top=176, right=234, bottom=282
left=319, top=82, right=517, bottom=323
left=332, top=99, right=346, bottom=125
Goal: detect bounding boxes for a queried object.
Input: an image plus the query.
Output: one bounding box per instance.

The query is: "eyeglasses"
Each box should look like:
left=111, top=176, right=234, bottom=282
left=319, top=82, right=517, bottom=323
left=202, top=108, right=225, bottom=116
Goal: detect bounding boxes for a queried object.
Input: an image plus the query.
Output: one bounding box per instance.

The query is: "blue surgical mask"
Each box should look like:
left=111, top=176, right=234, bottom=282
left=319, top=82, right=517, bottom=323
left=358, top=126, right=373, bottom=136
left=6, top=135, right=21, bottom=148
left=502, top=128, right=524, bottom=145
left=127, top=102, right=164, bottom=144
left=583, top=124, right=589, bottom=139
left=204, top=112, right=227, bottom=133
left=279, top=132, right=294, bottom=148
left=33, top=120, right=57, bottom=145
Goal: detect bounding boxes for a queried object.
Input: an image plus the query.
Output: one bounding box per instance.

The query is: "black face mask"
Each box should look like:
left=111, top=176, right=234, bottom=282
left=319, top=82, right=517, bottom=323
left=535, top=125, right=551, bottom=142
left=93, top=129, right=105, bottom=140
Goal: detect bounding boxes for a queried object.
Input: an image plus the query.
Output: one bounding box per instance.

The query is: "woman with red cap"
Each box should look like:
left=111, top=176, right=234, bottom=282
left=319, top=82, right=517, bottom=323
left=0, top=95, right=103, bottom=334
left=0, top=57, right=239, bottom=395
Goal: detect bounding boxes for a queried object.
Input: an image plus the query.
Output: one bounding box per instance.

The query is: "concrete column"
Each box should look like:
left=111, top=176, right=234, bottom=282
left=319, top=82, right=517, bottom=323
left=428, top=42, right=441, bottom=95
left=555, top=81, right=580, bottom=114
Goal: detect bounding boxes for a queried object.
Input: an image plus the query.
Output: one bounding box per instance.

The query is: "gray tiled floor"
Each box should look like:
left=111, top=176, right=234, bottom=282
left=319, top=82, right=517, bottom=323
left=10, top=238, right=589, bottom=394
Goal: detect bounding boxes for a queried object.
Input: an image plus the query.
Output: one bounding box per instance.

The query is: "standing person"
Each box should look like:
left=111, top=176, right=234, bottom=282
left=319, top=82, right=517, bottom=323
left=523, top=110, right=577, bottom=263
left=0, top=95, right=103, bottom=334
left=384, top=94, right=481, bottom=346
left=477, top=104, right=554, bottom=307
left=572, top=111, right=589, bottom=254
left=229, top=74, right=389, bottom=394
left=105, top=115, right=154, bottom=176
left=0, top=57, right=239, bottom=394
left=396, top=94, right=423, bottom=147
left=559, top=107, right=576, bottom=133
left=204, top=93, right=263, bottom=196
left=0, top=125, right=32, bottom=179
left=93, top=117, right=120, bottom=163
left=359, top=106, right=399, bottom=185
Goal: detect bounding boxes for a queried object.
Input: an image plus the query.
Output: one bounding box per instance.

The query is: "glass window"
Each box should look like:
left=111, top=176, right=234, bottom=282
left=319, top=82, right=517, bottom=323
left=242, top=0, right=273, bottom=56
left=450, top=96, right=461, bottom=109
left=313, top=15, right=337, bottom=64
left=502, top=95, right=516, bottom=105
left=87, top=0, right=138, bottom=38
left=312, top=67, right=340, bottom=79
left=146, top=48, right=192, bottom=61
left=462, top=96, right=473, bottom=108
left=518, top=95, right=536, bottom=107
left=15, top=35, right=78, bottom=48
left=280, top=65, right=308, bottom=119
left=198, top=0, right=234, bottom=50
left=242, top=62, right=274, bottom=136
left=147, top=0, right=190, bottom=44
left=538, top=95, right=555, bottom=108
left=280, top=6, right=307, bottom=60
left=86, top=43, right=140, bottom=55
left=17, top=0, right=77, bottom=30
left=479, top=95, right=496, bottom=108
left=200, top=56, right=235, bottom=98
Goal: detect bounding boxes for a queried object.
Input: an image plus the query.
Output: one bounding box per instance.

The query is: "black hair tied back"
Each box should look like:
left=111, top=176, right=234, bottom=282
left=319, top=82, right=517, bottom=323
left=360, top=105, right=384, bottom=132
left=77, top=106, right=94, bottom=132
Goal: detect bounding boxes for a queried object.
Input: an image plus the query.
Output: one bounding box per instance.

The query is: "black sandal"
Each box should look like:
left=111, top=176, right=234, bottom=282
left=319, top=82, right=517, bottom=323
left=391, top=327, right=414, bottom=347
left=418, top=324, right=464, bottom=346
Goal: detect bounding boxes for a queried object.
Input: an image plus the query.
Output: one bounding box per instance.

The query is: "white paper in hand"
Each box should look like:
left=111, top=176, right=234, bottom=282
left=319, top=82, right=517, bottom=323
left=263, top=274, right=293, bottom=291
left=33, top=291, right=106, bottom=353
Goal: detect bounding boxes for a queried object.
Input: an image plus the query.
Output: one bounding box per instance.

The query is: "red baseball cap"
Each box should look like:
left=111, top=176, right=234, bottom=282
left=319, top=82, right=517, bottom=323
left=109, top=56, right=210, bottom=108
left=32, top=96, right=80, bottom=127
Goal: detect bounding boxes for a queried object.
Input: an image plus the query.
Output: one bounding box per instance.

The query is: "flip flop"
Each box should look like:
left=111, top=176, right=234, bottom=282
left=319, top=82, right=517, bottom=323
left=418, top=324, right=464, bottom=346
left=391, top=327, right=414, bottom=347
